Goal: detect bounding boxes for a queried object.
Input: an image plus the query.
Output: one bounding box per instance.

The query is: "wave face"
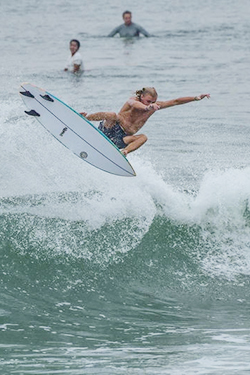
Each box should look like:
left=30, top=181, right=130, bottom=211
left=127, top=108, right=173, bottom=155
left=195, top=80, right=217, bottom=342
left=2, top=164, right=250, bottom=280
left=1, top=165, right=250, bottom=373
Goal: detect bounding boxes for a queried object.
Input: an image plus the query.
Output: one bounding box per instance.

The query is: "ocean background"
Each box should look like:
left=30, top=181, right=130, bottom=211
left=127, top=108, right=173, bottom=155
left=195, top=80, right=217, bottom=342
left=1, top=0, right=250, bottom=373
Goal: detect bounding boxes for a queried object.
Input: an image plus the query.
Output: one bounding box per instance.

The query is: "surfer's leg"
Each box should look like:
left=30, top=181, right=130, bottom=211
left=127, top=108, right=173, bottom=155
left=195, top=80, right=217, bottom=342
left=103, top=114, right=118, bottom=129
left=122, top=134, right=147, bottom=155
left=85, top=112, right=117, bottom=127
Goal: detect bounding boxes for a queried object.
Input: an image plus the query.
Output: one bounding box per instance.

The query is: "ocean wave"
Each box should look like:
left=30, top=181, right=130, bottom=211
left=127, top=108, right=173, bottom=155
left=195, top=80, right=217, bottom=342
left=1, top=164, right=250, bottom=287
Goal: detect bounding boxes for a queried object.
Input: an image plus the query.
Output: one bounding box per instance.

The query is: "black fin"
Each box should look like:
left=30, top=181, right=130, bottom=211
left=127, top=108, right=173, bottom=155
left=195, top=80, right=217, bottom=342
left=24, top=110, right=40, bottom=117
left=40, top=94, right=54, bottom=102
left=20, top=90, right=34, bottom=98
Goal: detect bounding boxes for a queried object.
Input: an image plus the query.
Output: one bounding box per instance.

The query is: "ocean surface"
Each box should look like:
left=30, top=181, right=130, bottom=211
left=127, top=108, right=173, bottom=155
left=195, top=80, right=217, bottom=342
left=1, top=0, right=250, bottom=373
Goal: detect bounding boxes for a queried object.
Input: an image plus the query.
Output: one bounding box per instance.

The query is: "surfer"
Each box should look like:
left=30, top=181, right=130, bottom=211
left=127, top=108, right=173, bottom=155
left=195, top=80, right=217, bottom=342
left=80, top=87, right=210, bottom=156
left=108, top=10, right=150, bottom=38
left=64, top=39, right=83, bottom=73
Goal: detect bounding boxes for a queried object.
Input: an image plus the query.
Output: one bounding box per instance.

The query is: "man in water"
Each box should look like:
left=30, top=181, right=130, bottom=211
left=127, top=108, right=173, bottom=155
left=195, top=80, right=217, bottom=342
left=80, top=87, right=210, bottom=156
left=108, top=10, right=150, bottom=38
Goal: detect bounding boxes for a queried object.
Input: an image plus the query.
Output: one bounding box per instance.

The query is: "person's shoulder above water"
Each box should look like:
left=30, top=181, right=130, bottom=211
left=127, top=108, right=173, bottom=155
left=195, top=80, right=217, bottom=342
left=64, top=39, right=84, bottom=74
left=131, top=23, right=150, bottom=37
left=108, top=23, right=150, bottom=38
left=108, top=10, right=150, bottom=37
left=108, top=24, right=124, bottom=37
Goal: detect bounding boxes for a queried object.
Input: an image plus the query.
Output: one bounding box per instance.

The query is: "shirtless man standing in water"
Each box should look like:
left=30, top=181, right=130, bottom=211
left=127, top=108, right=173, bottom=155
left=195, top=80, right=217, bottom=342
left=80, top=87, right=210, bottom=156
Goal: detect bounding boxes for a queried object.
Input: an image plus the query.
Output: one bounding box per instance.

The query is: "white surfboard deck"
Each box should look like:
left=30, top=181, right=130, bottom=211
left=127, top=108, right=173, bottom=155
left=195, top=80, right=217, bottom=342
left=19, top=83, right=136, bottom=177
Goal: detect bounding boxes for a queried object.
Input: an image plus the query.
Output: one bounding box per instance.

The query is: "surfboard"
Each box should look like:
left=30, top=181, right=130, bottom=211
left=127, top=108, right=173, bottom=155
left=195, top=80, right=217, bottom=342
left=19, top=83, right=136, bottom=177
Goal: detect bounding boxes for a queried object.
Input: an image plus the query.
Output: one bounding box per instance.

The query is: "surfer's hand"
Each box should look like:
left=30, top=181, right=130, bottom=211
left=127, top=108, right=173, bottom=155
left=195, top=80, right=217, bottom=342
left=146, top=103, right=160, bottom=111
left=194, top=94, right=210, bottom=101
left=80, top=112, right=87, bottom=117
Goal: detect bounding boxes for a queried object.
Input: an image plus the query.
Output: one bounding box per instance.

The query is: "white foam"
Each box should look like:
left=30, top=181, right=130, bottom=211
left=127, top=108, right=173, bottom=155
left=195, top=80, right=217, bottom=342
left=187, top=168, right=250, bottom=279
left=2, top=99, right=250, bottom=273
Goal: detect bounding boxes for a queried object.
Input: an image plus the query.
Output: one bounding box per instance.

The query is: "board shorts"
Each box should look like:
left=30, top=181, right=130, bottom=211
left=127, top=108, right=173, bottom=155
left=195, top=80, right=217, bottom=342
left=98, top=121, right=127, bottom=149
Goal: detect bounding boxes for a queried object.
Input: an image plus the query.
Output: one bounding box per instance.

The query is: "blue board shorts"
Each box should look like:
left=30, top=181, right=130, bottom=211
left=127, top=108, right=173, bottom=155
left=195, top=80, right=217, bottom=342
left=98, top=121, right=127, bottom=149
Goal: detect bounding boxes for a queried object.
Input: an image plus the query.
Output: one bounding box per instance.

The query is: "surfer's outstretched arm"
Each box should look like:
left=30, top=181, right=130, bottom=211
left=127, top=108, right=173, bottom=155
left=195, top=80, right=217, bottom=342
left=157, top=94, right=210, bottom=109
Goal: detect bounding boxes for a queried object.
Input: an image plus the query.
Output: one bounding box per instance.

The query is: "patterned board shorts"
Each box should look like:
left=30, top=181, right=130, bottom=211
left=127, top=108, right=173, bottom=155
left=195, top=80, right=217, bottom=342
left=98, top=121, right=127, bottom=149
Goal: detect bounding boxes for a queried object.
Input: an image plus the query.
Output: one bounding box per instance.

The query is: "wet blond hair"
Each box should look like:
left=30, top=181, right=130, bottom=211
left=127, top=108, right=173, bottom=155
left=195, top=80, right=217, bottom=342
left=135, top=87, right=158, bottom=100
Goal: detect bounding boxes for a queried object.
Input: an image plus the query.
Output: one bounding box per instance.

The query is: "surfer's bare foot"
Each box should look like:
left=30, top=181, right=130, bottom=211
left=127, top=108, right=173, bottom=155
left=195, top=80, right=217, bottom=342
left=80, top=112, right=87, bottom=117
left=120, top=149, right=128, bottom=157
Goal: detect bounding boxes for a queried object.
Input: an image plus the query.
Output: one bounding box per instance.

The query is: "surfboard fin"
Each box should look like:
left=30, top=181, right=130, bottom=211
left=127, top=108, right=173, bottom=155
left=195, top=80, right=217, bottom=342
left=20, top=90, right=34, bottom=98
left=24, top=110, right=40, bottom=117
left=40, top=94, right=54, bottom=102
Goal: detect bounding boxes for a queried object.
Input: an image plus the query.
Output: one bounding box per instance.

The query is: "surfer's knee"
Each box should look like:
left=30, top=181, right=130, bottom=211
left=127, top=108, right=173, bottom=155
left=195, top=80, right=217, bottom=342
left=140, top=134, right=148, bottom=144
